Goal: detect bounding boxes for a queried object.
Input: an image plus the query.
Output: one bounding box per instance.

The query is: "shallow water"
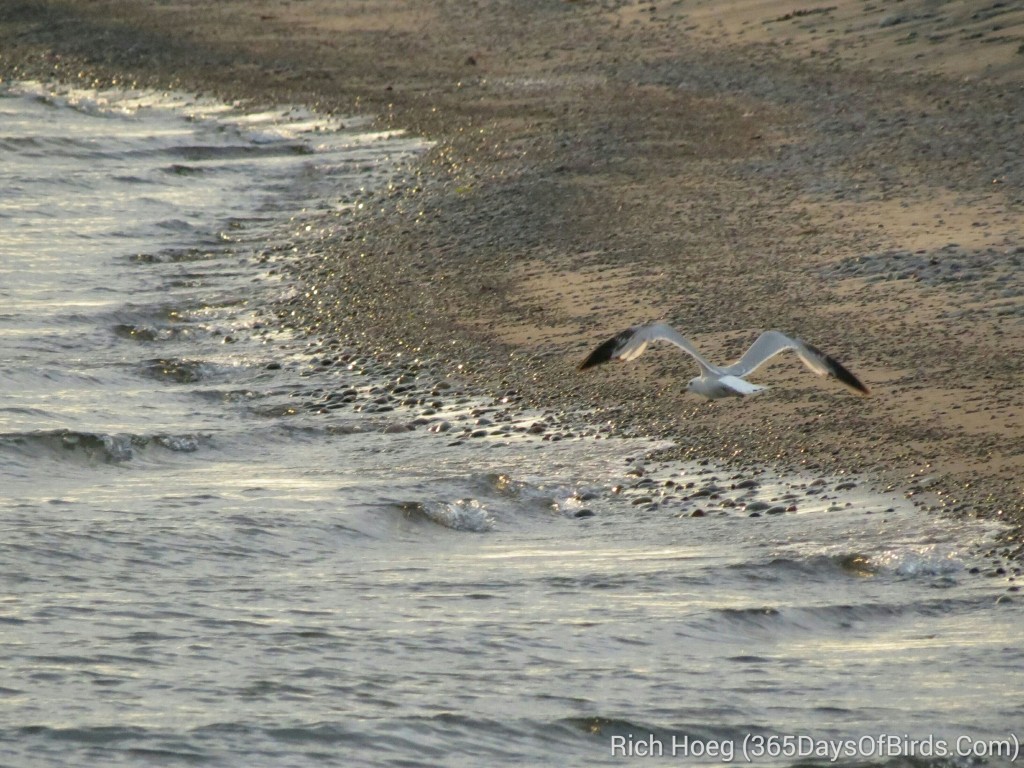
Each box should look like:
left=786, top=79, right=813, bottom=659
left=1, top=82, right=1021, bottom=768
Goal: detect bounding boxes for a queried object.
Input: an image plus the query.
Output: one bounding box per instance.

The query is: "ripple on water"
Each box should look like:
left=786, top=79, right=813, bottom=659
left=0, top=429, right=205, bottom=464
left=138, top=358, right=221, bottom=384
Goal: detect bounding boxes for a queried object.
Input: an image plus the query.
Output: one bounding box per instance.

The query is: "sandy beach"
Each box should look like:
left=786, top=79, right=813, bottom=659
left=3, top=0, right=1024, bottom=558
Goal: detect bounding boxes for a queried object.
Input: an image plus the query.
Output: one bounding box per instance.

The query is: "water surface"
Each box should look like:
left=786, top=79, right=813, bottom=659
left=0, top=81, right=1020, bottom=768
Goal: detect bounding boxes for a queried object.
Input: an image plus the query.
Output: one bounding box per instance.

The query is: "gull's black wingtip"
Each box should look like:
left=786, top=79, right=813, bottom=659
left=839, top=364, right=871, bottom=396
left=579, top=327, right=637, bottom=371
left=579, top=335, right=620, bottom=370
left=809, top=343, right=870, bottom=396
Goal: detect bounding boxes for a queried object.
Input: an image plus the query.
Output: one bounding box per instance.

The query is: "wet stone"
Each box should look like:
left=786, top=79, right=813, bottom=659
left=692, top=484, right=723, bottom=498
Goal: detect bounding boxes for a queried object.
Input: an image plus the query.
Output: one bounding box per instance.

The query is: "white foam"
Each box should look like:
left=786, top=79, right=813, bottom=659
left=420, top=499, right=494, bottom=532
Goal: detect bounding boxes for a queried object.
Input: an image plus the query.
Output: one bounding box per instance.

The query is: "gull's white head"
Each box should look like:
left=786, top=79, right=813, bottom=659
left=686, top=376, right=717, bottom=398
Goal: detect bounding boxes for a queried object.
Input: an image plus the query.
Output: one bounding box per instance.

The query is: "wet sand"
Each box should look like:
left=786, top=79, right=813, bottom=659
left=3, top=0, right=1024, bottom=557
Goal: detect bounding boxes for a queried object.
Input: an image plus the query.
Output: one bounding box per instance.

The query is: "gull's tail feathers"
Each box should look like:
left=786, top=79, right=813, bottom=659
left=719, top=375, right=767, bottom=397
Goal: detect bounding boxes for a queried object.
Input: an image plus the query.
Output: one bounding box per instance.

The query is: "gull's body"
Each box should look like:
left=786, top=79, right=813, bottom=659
left=579, top=322, right=869, bottom=400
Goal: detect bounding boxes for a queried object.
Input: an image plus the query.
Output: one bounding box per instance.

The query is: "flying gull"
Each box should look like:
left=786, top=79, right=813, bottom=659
left=579, top=322, right=869, bottom=400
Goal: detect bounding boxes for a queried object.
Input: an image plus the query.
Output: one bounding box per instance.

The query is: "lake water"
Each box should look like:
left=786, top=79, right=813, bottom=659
left=0, top=81, right=1021, bottom=767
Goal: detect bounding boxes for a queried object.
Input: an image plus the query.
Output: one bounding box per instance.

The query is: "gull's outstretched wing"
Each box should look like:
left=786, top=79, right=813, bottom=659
left=578, top=323, right=718, bottom=376
left=723, top=330, right=869, bottom=395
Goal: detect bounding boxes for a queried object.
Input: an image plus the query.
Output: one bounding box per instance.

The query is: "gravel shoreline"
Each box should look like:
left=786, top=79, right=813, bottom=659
left=3, top=0, right=1023, bottom=559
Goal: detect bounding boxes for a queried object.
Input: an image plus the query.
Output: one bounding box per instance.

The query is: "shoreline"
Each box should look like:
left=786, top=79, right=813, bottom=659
left=3, top=0, right=1023, bottom=560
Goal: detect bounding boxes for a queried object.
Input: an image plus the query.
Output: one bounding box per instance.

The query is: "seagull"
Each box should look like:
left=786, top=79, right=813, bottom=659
left=579, top=322, right=869, bottom=400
